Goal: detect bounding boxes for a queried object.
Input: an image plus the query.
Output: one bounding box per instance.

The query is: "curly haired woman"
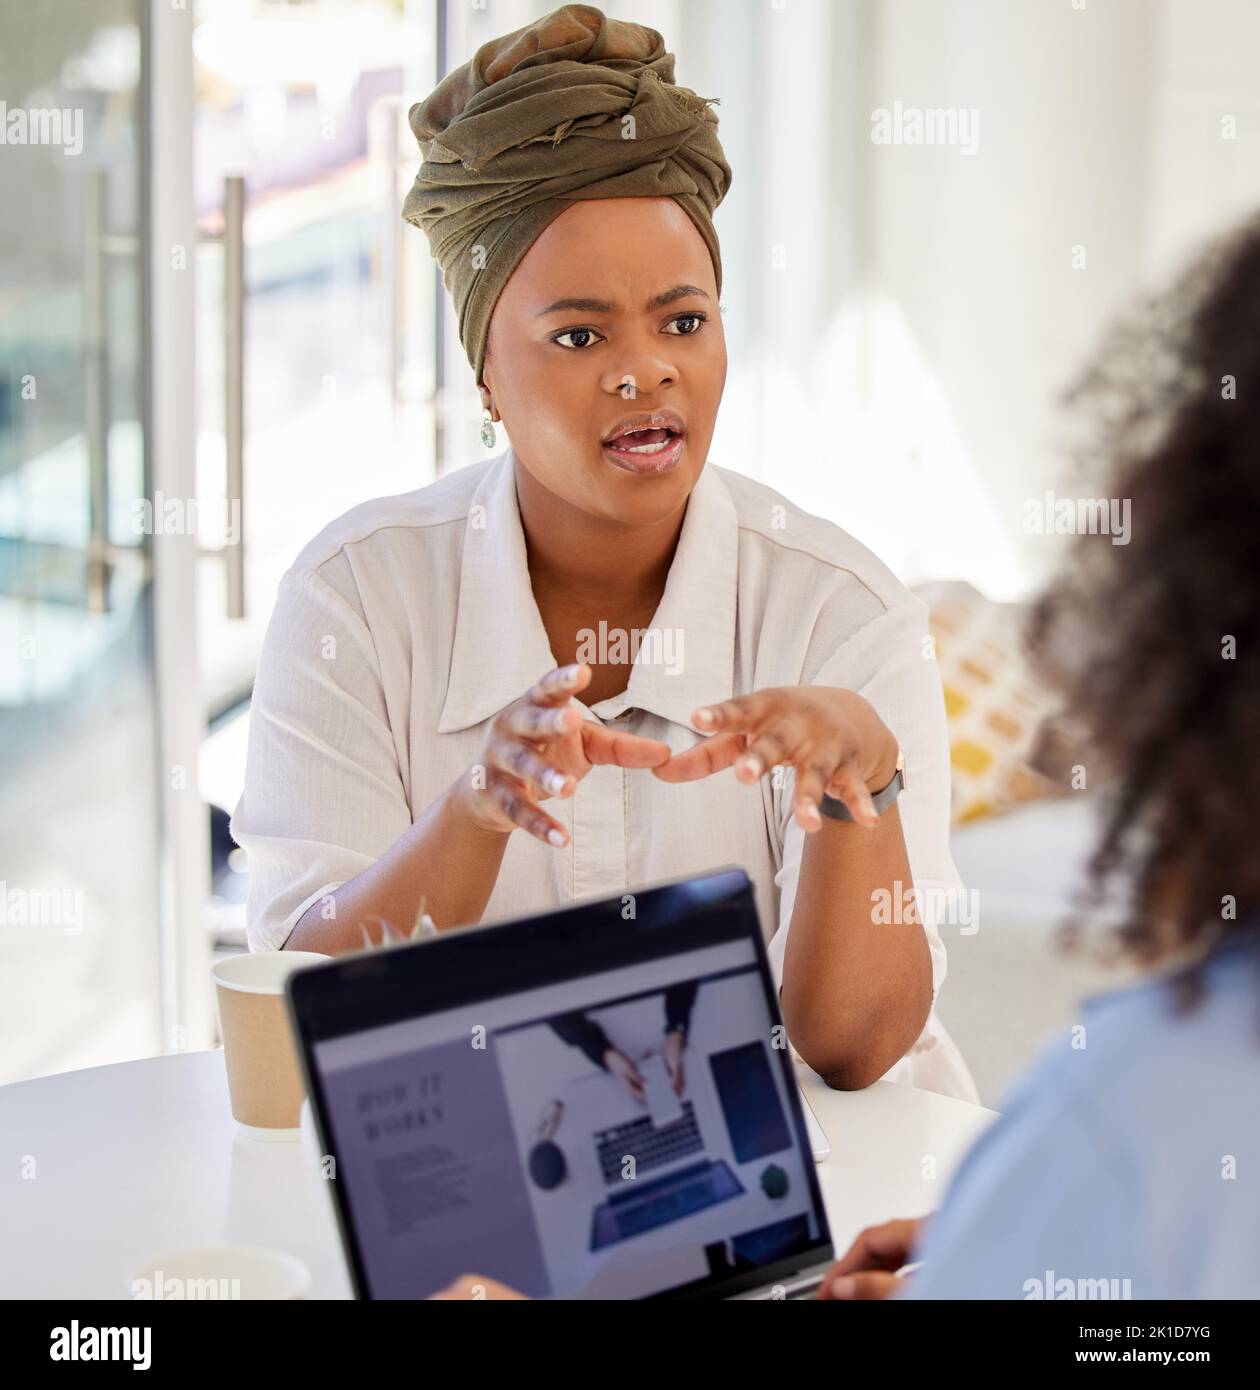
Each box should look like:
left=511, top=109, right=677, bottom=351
left=818, top=210, right=1260, bottom=1301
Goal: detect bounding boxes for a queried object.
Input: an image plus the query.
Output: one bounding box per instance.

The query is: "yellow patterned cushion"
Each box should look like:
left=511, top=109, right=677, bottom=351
left=915, top=581, right=1077, bottom=825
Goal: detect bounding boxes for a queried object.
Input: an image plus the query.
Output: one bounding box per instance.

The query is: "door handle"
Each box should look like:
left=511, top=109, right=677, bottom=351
left=85, top=169, right=111, bottom=614
left=222, top=174, right=245, bottom=620
left=196, top=175, right=246, bottom=620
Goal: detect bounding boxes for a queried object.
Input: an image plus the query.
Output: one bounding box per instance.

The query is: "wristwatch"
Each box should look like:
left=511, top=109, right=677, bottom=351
left=818, top=750, right=905, bottom=822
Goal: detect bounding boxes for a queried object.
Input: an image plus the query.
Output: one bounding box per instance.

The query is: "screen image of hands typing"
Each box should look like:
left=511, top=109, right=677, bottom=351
left=312, top=939, right=823, bottom=1299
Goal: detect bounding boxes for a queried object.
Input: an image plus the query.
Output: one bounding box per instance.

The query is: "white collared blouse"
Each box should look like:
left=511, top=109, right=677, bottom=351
left=231, top=447, right=978, bottom=1102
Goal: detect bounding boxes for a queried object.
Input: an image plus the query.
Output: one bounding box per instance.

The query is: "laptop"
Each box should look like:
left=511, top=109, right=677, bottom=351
left=287, top=866, right=834, bottom=1300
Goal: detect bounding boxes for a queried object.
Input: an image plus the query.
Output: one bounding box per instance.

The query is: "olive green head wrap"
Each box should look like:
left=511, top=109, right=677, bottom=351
left=401, top=3, right=732, bottom=386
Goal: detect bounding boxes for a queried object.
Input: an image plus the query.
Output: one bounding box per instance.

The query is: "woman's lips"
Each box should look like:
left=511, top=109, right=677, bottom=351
left=601, top=428, right=685, bottom=474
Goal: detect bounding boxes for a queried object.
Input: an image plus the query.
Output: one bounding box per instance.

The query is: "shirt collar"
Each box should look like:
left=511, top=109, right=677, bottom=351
left=437, top=444, right=737, bottom=734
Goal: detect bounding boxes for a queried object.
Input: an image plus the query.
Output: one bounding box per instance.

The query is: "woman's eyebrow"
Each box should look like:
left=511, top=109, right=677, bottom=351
left=534, top=285, right=710, bottom=317
left=648, top=284, right=709, bottom=310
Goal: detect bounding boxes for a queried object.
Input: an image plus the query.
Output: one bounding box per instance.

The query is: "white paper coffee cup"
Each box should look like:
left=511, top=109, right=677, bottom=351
left=211, top=951, right=328, bottom=1139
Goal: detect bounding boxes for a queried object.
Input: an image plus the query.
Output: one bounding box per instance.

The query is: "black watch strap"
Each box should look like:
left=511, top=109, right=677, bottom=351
left=818, top=754, right=905, bottom=822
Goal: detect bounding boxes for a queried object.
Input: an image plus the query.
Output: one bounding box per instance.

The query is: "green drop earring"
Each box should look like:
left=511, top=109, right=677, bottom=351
left=480, top=408, right=496, bottom=449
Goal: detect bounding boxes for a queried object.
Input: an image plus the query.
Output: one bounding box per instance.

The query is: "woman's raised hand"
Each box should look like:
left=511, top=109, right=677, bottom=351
left=456, top=662, right=671, bottom=846
left=652, top=686, right=900, bottom=830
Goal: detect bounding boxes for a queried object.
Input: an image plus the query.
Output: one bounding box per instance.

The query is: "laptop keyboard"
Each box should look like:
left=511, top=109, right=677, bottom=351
left=590, top=1159, right=744, bottom=1250
left=594, top=1102, right=703, bottom=1184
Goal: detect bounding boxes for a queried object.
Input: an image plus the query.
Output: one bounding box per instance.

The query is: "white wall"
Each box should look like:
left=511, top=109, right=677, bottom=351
left=848, top=0, right=1260, bottom=597
left=855, top=0, right=1154, bottom=596
left=1144, top=0, right=1260, bottom=276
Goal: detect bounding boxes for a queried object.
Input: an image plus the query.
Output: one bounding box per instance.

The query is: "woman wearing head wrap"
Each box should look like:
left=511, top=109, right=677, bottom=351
left=233, top=5, right=975, bottom=1105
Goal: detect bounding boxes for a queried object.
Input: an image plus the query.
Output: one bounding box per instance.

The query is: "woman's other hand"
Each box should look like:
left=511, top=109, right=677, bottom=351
left=653, top=687, right=900, bottom=831
left=816, top=1217, right=927, bottom=1299
left=455, top=662, right=671, bottom=846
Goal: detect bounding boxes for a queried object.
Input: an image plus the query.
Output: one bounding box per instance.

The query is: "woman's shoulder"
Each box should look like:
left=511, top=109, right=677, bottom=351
left=907, top=937, right=1260, bottom=1298
left=1003, top=932, right=1260, bottom=1141
left=286, top=456, right=494, bottom=584
left=710, top=462, right=920, bottom=621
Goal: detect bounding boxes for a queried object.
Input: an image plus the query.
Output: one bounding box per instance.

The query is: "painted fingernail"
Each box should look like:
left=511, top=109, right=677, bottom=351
left=694, top=707, right=715, bottom=728
left=801, top=801, right=821, bottom=829
left=547, top=828, right=566, bottom=846
left=561, top=663, right=582, bottom=684
left=830, top=1275, right=855, bottom=1299
left=738, top=754, right=763, bottom=778
left=861, top=790, right=877, bottom=821
left=544, top=770, right=567, bottom=795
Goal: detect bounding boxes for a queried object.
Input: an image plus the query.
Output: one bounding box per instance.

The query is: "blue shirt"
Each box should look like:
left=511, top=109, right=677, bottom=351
left=905, top=934, right=1260, bottom=1299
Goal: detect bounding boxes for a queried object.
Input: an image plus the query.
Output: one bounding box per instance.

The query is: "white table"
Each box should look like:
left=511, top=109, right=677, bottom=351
left=0, top=1050, right=996, bottom=1299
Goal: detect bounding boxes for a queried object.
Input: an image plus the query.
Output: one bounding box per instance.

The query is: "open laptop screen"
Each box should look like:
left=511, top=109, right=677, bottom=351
left=288, top=868, right=832, bottom=1300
